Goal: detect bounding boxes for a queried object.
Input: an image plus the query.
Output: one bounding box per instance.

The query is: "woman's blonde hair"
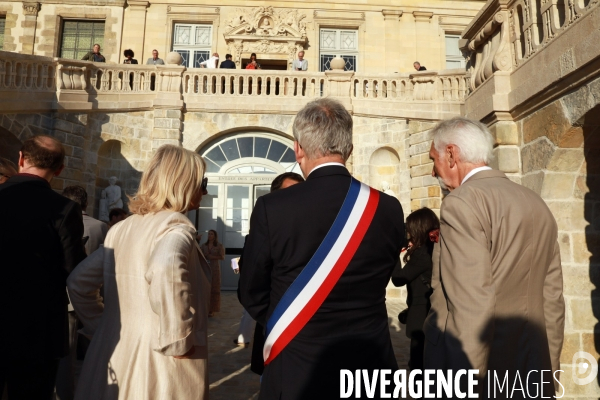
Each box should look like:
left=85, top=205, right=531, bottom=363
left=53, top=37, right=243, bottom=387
left=128, top=145, right=206, bottom=215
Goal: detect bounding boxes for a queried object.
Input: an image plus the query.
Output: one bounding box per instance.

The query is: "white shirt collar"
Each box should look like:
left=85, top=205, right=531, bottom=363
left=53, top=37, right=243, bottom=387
left=461, top=166, right=492, bottom=185
left=307, top=162, right=345, bottom=177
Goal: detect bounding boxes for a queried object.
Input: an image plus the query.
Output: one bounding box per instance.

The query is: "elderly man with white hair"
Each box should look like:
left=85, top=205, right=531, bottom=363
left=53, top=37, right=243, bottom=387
left=424, top=117, right=565, bottom=397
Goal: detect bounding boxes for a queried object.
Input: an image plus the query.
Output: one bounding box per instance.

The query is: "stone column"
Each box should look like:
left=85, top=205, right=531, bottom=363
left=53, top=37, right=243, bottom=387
left=122, top=0, right=149, bottom=61
left=413, top=11, right=433, bottom=68
left=324, top=57, right=354, bottom=112
left=382, top=10, right=402, bottom=73
left=152, top=52, right=185, bottom=150
left=21, top=2, right=40, bottom=55
left=489, top=120, right=521, bottom=182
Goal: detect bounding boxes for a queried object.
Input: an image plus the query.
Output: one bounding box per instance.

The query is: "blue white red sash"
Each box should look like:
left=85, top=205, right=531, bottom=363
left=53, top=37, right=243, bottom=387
left=263, top=178, right=380, bottom=365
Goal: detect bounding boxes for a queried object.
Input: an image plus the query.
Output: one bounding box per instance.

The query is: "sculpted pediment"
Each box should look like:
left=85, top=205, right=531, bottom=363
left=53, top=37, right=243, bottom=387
left=224, top=6, right=307, bottom=40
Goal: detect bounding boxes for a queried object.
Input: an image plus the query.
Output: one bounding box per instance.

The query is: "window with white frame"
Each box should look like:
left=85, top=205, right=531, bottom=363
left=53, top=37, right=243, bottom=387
left=172, top=23, right=212, bottom=68
left=445, top=34, right=466, bottom=69
left=319, top=28, right=358, bottom=72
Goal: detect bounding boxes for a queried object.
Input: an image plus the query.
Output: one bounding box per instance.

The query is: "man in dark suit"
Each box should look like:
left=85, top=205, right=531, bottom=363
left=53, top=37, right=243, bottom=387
left=240, top=98, right=405, bottom=400
left=413, top=61, right=427, bottom=71
left=0, top=135, right=87, bottom=399
left=219, top=53, right=236, bottom=69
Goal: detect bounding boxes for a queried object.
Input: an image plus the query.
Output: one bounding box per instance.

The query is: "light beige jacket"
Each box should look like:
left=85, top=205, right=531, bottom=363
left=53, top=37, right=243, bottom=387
left=424, top=170, right=564, bottom=389
left=67, top=210, right=211, bottom=400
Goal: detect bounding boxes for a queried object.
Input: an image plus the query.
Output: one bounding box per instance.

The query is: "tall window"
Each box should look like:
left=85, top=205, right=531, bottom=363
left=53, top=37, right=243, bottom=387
left=60, top=20, right=105, bottom=60
left=0, top=17, right=5, bottom=50
left=319, top=28, right=358, bottom=72
left=172, top=23, right=212, bottom=68
left=445, top=34, right=466, bottom=69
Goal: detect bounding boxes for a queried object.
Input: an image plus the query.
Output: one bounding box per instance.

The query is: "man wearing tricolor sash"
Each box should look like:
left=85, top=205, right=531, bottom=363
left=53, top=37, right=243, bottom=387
left=240, top=98, right=406, bottom=400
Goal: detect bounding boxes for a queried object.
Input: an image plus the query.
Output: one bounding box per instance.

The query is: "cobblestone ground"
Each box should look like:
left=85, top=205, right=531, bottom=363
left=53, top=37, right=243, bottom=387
left=208, top=292, right=410, bottom=400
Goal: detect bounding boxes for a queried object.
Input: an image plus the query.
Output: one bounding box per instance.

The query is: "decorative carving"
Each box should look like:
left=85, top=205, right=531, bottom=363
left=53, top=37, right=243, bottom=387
left=225, top=6, right=307, bottom=39
left=242, top=40, right=286, bottom=53
left=22, top=2, right=40, bottom=16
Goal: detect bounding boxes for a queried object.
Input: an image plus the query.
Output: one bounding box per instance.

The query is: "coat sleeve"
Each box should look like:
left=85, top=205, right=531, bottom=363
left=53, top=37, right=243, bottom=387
left=239, top=196, right=273, bottom=325
left=439, top=194, right=495, bottom=374
left=392, top=253, right=431, bottom=286
left=67, top=246, right=105, bottom=337
left=60, top=201, right=87, bottom=274
left=145, top=226, right=196, bottom=357
left=544, top=240, right=565, bottom=375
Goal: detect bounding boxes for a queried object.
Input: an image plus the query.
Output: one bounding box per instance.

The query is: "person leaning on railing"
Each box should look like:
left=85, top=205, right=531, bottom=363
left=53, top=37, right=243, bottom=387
left=82, top=44, right=106, bottom=63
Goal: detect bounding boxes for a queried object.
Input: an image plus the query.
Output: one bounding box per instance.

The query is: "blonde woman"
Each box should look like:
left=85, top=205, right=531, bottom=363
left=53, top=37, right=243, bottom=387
left=67, top=145, right=211, bottom=400
left=199, top=229, right=224, bottom=317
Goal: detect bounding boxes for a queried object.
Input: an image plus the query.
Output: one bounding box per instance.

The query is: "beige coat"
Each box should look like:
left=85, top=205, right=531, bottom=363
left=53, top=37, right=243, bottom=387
left=424, top=170, right=564, bottom=393
left=67, top=210, right=211, bottom=400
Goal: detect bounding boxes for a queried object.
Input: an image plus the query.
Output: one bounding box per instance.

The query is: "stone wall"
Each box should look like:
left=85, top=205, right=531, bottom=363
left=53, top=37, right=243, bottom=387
left=515, top=76, right=600, bottom=397
left=407, top=121, right=441, bottom=215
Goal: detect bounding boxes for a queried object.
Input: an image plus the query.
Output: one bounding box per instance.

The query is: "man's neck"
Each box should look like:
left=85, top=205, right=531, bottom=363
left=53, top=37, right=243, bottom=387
left=18, top=167, right=54, bottom=182
left=301, top=156, right=345, bottom=177
left=457, top=163, right=487, bottom=185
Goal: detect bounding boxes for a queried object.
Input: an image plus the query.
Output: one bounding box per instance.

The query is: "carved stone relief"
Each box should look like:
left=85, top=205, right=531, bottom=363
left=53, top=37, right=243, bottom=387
left=224, top=6, right=308, bottom=70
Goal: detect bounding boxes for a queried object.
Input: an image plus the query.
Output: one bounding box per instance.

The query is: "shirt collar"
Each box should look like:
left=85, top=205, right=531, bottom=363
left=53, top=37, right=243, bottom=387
left=307, top=162, right=345, bottom=177
left=461, top=166, right=492, bottom=185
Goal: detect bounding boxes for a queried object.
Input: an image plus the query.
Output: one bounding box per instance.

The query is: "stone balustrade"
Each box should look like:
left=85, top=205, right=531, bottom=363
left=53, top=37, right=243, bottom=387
left=0, top=51, right=469, bottom=118
left=461, top=0, right=599, bottom=92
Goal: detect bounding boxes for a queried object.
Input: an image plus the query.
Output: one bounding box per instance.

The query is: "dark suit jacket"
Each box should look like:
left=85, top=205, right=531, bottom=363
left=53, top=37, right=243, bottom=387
left=219, top=59, right=236, bottom=69
left=392, top=245, right=433, bottom=338
left=0, top=174, right=87, bottom=360
left=240, top=165, right=405, bottom=400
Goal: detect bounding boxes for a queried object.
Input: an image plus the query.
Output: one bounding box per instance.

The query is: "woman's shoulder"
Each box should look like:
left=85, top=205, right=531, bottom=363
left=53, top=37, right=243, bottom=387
left=407, top=246, right=433, bottom=265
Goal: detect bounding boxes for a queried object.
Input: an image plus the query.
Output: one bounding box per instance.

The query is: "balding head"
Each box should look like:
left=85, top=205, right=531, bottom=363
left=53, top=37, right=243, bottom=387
left=19, top=135, right=65, bottom=181
left=21, top=135, right=65, bottom=172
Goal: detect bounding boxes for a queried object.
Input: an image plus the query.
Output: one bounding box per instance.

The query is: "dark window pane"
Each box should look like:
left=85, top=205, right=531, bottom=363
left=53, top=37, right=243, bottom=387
left=280, top=147, right=296, bottom=163
left=204, top=146, right=227, bottom=166
left=254, top=138, right=270, bottom=158
left=220, top=139, right=240, bottom=161
left=238, top=137, right=253, bottom=158
left=193, top=51, right=210, bottom=68
left=60, top=20, right=105, bottom=60
left=174, top=50, right=190, bottom=68
left=267, top=141, right=287, bottom=162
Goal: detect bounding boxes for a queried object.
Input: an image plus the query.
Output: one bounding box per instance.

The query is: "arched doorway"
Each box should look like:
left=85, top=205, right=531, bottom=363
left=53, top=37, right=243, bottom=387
left=192, top=131, right=301, bottom=289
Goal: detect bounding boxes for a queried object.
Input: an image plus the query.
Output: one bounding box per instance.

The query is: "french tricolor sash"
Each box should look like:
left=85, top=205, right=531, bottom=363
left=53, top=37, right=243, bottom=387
left=263, top=178, right=379, bottom=365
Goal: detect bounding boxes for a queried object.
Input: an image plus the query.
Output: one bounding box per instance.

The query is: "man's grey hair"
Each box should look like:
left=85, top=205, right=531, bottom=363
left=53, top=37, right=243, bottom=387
left=292, top=98, right=353, bottom=160
left=430, top=117, right=494, bottom=164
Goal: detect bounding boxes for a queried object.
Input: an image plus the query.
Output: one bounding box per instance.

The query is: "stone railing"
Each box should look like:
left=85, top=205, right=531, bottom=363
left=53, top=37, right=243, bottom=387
left=0, top=51, right=469, bottom=119
left=461, top=0, right=600, bottom=91
left=183, top=69, right=328, bottom=98
left=352, top=70, right=469, bottom=101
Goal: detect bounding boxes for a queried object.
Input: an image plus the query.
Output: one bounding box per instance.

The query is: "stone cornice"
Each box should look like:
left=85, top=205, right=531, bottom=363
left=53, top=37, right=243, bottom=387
left=413, top=11, right=434, bottom=22
left=126, top=0, right=149, bottom=10
left=382, top=9, right=403, bottom=21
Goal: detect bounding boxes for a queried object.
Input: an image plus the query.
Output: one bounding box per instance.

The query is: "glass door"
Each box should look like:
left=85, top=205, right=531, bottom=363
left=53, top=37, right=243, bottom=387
left=222, top=185, right=251, bottom=289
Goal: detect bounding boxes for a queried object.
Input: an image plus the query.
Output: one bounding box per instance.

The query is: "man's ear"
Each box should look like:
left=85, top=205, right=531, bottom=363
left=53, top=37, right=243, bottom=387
left=347, top=144, right=354, bottom=159
left=18, top=151, right=25, bottom=169
left=294, top=141, right=304, bottom=164
left=54, top=164, right=65, bottom=177
left=446, top=145, right=457, bottom=168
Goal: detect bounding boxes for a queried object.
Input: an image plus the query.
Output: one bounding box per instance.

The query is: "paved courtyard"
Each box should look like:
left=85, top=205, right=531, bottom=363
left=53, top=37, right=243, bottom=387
left=207, top=292, right=410, bottom=400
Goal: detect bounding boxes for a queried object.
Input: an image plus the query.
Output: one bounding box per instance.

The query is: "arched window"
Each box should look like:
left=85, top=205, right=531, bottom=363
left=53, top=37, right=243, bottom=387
left=201, top=133, right=301, bottom=175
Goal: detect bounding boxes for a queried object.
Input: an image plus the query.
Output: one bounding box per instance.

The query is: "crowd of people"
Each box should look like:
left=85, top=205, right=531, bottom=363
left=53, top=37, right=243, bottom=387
left=0, top=98, right=564, bottom=400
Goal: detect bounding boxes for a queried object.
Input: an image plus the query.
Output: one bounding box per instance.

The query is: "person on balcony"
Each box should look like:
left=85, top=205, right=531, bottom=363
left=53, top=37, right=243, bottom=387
left=146, top=49, right=164, bottom=65
left=82, top=44, right=105, bottom=63
left=293, top=51, right=308, bottom=71
left=123, top=49, right=138, bottom=64
left=219, top=54, right=236, bottom=69
left=413, top=61, right=427, bottom=71
left=199, top=53, right=219, bottom=69
left=245, top=53, right=261, bottom=70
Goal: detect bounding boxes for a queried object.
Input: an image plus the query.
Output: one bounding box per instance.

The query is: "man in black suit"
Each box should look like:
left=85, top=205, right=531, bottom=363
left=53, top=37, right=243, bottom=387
left=0, top=135, right=87, bottom=399
left=240, top=98, right=405, bottom=400
left=219, top=53, right=236, bottom=69
left=413, top=61, right=427, bottom=71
